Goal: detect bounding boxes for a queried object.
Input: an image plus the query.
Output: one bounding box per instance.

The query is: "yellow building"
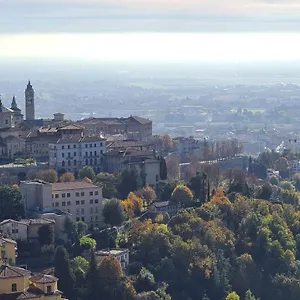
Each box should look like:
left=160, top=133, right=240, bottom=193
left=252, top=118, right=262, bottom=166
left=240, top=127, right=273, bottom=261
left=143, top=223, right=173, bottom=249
left=0, top=265, right=63, bottom=300
left=0, top=237, right=17, bottom=266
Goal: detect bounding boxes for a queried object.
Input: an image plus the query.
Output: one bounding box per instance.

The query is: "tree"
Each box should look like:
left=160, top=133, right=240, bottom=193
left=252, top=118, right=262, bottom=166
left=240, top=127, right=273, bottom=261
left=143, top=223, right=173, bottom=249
left=275, top=157, right=290, bottom=178
left=79, top=166, right=95, bottom=181
left=38, top=225, right=54, bottom=246
left=0, top=185, right=24, bottom=221
left=96, top=173, right=120, bottom=199
left=122, top=192, right=144, bottom=218
left=118, top=168, right=142, bottom=199
left=171, top=185, right=193, bottom=205
left=160, top=157, right=168, bottom=180
left=36, top=169, right=58, bottom=183
left=80, top=236, right=96, bottom=251
left=73, top=256, right=89, bottom=274
left=135, top=267, right=156, bottom=293
left=137, top=186, right=157, bottom=204
left=245, top=290, right=258, bottom=300
left=76, top=221, right=87, bottom=238
left=103, top=199, right=125, bottom=227
left=165, top=154, right=180, bottom=180
left=54, top=246, right=76, bottom=298
left=226, top=292, right=240, bottom=300
left=280, top=181, right=295, bottom=191
left=257, top=183, right=273, bottom=200
left=60, top=172, right=75, bottom=182
left=270, top=176, right=279, bottom=186
left=64, top=217, right=78, bottom=244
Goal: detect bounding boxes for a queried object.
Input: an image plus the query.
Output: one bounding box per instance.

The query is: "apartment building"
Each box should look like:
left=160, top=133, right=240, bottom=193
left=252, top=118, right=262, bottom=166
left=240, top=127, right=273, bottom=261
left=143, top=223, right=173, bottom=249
left=95, top=248, right=129, bottom=272
left=51, top=181, right=105, bottom=228
left=0, top=219, right=29, bottom=241
left=49, top=135, right=106, bottom=173
left=0, top=236, right=17, bottom=266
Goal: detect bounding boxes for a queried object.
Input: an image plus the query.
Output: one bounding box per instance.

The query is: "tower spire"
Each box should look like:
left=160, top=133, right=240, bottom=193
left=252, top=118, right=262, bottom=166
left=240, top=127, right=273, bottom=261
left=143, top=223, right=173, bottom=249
left=11, top=96, right=17, bottom=110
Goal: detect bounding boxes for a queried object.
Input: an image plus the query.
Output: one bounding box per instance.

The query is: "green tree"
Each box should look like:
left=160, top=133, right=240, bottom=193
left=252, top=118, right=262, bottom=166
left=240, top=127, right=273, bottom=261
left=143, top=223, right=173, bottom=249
left=54, top=246, right=76, bottom=298
left=171, top=185, right=193, bottom=205
left=280, top=181, right=295, bottom=191
left=0, top=185, right=24, bottom=221
left=103, top=199, right=125, bottom=228
left=270, top=176, right=279, bottom=186
left=36, top=169, right=58, bottom=183
left=37, top=224, right=54, bottom=246
left=245, top=290, right=259, bottom=300
left=79, top=166, right=96, bottom=181
left=135, top=267, right=156, bottom=293
left=64, top=217, right=78, bottom=244
left=96, top=173, right=120, bottom=199
left=73, top=256, right=89, bottom=274
left=118, top=168, right=142, bottom=199
left=76, top=221, right=87, bottom=238
left=159, top=157, right=168, bottom=180
left=86, top=250, right=100, bottom=299
left=226, top=292, right=240, bottom=300
left=60, top=172, right=75, bottom=182
left=80, top=236, right=96, bottom=251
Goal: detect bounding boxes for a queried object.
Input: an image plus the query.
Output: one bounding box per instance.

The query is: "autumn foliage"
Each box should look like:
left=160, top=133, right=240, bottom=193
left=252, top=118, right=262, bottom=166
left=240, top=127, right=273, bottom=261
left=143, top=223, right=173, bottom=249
left=121, top=192, right=143, bottom=218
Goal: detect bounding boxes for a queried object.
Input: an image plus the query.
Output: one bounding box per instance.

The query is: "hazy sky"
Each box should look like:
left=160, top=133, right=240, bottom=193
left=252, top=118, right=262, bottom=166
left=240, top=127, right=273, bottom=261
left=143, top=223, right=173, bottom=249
left=1, top=0, right=300, bottom=62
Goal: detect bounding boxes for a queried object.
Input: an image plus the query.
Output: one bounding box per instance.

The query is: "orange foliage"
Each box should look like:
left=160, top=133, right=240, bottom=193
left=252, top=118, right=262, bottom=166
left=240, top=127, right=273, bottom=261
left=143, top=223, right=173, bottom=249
left=83, top=177, right=93, bottom=184
left=211, top=190, right=231, bottom=206
left=121, top=192, right=143, bottom=218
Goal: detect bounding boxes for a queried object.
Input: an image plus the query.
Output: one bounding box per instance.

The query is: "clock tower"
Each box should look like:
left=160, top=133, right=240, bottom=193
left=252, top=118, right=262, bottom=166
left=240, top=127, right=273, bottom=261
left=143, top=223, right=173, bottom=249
left=25, top=80, right=35, bottom=120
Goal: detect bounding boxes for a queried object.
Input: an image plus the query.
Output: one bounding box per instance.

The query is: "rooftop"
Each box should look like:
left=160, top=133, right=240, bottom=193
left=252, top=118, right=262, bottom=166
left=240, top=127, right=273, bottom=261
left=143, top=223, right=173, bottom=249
left=95, top=248, right=129, bottom=256
left=0, top=236, right=17, bottom=245
left=52, top=181, right=99, bottom=191
left=20, top=219, right=55, bottom=225
left=30, top=274, right=58, bottom=284
left=0, top=265, right=30, bottom=279
left=0, top=219, right=29, bottom=227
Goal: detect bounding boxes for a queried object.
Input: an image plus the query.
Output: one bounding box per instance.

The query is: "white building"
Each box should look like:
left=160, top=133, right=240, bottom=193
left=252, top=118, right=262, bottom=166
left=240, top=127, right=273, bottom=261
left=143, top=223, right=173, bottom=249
left=52, top=181, right=106, bottom=228
left=49, top=135, right=106, bottom=173
left=95, top=248, right=129, bottom=271
left=0, top=219, right=29, bottom=241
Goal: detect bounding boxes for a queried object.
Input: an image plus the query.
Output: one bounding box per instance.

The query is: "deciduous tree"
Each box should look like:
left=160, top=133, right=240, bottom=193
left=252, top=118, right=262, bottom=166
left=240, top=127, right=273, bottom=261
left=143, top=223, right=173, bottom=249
left=36, top=169, right=58, bottom=183
left=171, top=185, right=193, bottom=205
left=103, top=199, right=125, bottom=228
left=60, top=172, right=75, bottom=182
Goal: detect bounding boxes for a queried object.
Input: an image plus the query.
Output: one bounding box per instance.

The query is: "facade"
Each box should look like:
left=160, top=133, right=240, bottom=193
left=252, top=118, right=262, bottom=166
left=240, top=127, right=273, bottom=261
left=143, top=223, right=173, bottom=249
left=95, top=248, right=129, bottom=272
left=290, top=160, right=300, bottom=174
left=0, top=237, right=17, bottom=266
left=76, top=115, right=152, bottom=141
left=0, top=220, right=28, bottom=241
left=149, top=201, right=180, bottom=217
left=51, top=181, right=105, bottom=227
left=21, top=219, right=55, bottom=242
left=173, top=136, right=203, bottom=154
left=25, top=81, right=35, bottom=121
left=20, top=180, right=53, bottom=215
left=0, top=265, right=63, bottom=300
left=49, top=135, right=106, bottom=173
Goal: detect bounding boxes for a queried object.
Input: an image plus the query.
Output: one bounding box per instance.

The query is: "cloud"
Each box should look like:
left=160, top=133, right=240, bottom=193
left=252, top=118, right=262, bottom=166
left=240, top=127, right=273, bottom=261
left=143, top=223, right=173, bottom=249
left=1, top=0, right=300, bottom=33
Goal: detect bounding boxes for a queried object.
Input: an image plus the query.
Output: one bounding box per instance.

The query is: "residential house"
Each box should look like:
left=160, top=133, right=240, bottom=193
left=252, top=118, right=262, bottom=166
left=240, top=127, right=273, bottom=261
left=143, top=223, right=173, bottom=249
left=51, top=181, right=105, bottom=228
left=0, top=220, right=28, bottom=241
left=0, top=236, right=17, bottom=266
left=173, top=136, right=204, bottom=155
left=0, top=265, right=64, bottom=300
left=21, top=219, right=55, bottom=242
left=149, top=201, right=180, bottom=217
left=48, top=135, right=106, bottom=173
left=95, top=248, right=129, bottom=272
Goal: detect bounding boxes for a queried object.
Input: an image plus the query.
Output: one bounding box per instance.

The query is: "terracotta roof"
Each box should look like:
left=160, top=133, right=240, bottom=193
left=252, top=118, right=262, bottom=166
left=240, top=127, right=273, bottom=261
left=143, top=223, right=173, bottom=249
left=52, top=181, right=98, bottom=191
left=30, top=274, right=58, bottom=284
left=0, top=219, right=29, bottom=226
left=0, top=265, right=31, bottom=279
left=20, top=219, right=55, bottom=225
left=0, top=237, right=17, bottom=245
left=122, top=116, right=152, bottom=125
left=104, top=149, right=153, bottom=157
left=58, top=124, right=83, bottom=131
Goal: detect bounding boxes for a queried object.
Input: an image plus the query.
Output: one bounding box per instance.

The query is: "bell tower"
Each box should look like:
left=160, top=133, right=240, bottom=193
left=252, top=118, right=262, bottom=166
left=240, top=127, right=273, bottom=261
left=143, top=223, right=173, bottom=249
left=25, top=80, right=35, bottom=120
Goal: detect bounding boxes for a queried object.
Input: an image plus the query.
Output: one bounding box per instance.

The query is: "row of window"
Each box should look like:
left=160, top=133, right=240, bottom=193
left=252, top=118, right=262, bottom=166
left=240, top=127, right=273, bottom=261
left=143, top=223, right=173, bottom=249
left=59, top=143, right=104, bottom=150
left=75, top=216, right=100, bottom=223
left=61, top=150, right=104, bottom=158
left=54, top=199, right=100, bottom=207
left=11, top=283, right=52, bottom=294
left=76, top=207, right=99, bottom=214
left=53, top=191, right=99, bottom=198
left=61, top=158, right=102, bottom=167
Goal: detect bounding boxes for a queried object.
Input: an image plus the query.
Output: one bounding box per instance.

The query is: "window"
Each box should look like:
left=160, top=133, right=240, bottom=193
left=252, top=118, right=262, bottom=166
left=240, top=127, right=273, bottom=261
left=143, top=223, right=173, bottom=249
left=68, top=152, right=71, bottom=158
left=62, top=161, right=65, bottom=167
left=62, top=193, right=66, bottom=198
left=81, top=217, right=85, bottom=222
left=62, top=146, right=65, bottom=149
left=85, top=144, right=88, bottom=148
left=76, top=208, right=80, bottom=215
left=81, top=200, right=85, bottom=205
left=90, top=216, right=93, bottom=221
left=85, top=159, right=88, bottom=165
left=67, top=193, right=71, bottom=198
left=100, top=150, right=103, bottom=154
left=95, top=207, right=98, bottom=213
left=94, top=143, right=97, bottom=147
left=12, top=284, right=17, bottom=292
left=90, top=199, right=93, bottom=204
left=95, top=191, right=98, bottom=196
left=67, top=201, right=71, bottom=206
left=74, top=160, right=77, bottom=166
left=95, top=199, right=99, bottom=204
left=62, top=201, right=66, bottom=207
left=94, top=151, right=97, bottom=156
left=74, top=145, right=76, bottom=148
left=76, top=217, right=80, bottom=221
left=81, top=208, right=84, bottom=214
left=68, top=160, right=71, bottom=166
left=95, top=215, right=98, bottom=220
left=68, top=145, right=70, bottom=149
left=76, top=192, right=79, bottom=197
left=90, top=191, right=93, bottom=196
left=55, top=194, right=59, bottom=199
left=55, top=202, right=59, bottom=207
left=90, top=144, right=92, bottom=148
left=90, top=207, right=93, bottom=213
left=76, top=200, right=80, bottom=205
left=81, top=192, right=85, bottom=196
left=85, top=152, right=88, bottom=157
left=100, top=142, right=103, bottom=147
left=90, top=151, right=93, bottom=157
left=62, top=153, right=65, bottom=158
left=94, top=158, right=97, bottom=165
left=47, top=285, right=52, bottom=294
left=74, top=152, right=77, bottom=156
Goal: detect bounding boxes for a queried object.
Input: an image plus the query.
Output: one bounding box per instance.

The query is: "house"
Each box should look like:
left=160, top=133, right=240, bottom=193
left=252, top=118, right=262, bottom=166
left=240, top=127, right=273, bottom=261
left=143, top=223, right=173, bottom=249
left=51, top=181, right=105, bottom=228
left=0, top=220, right=29, bottom=241
left=95, top=248, right=129, bottom=272
left=48, top=135, right=106, bottom=173
left=0, top=265, right=64, bottom=300
left=20, top=219, right=55, bottom=242
left=149, top=201, right=180, bottom=217
left=0, top=236, right=17, bottom=266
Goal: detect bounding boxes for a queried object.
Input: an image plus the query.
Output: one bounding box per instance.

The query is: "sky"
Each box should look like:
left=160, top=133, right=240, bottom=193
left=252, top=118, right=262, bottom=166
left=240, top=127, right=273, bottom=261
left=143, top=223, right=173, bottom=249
left=1, top=0, right=300, bottom=62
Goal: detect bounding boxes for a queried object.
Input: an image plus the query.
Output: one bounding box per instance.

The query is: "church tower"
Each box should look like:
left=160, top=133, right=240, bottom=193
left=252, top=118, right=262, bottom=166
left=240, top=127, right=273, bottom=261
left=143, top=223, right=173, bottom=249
left=25, top=80, right=35, bottom=120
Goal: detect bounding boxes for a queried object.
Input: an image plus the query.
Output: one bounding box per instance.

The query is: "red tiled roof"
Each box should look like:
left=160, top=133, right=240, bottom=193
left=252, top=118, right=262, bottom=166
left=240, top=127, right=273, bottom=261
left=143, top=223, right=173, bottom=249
left=30, top=274, right=58, bottom=284
left=52, top=181, right=98, bottom=191
left=0, top=265, right=31, bottom=279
